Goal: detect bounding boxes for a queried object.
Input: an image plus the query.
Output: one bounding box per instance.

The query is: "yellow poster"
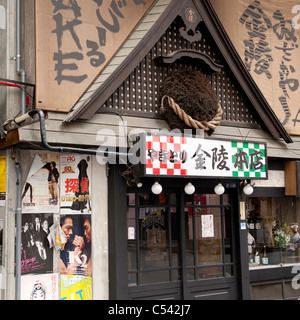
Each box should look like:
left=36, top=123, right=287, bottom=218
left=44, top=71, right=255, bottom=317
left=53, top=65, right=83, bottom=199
left=0, top=156, right=6, bottom=193
left=0, top=156, right=6, bottom=206
left=60, top=275, right=92, bottom=300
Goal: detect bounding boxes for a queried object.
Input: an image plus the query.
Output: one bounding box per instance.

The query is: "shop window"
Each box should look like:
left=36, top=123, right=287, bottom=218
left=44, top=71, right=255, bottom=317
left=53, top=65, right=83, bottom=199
left=247, top=197, right=300, bottom=268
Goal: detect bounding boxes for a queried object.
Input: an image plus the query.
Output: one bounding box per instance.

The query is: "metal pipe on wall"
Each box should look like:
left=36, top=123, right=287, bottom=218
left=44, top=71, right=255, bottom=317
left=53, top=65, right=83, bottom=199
left=14, top=0, right=26, bottom=300
left=28, top=109, right=132, bottom=158
left=16, top=0, right=26, bottom=115
left=12, top=148, right=22, bottom=301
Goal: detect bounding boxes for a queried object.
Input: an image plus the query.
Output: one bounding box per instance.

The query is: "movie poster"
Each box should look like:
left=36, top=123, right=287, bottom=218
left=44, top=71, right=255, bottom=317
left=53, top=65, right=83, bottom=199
left=60, top=275, right=92, bottom=300
left=60, top=155, right=92, bottom=214
left=0, top=156, right=6, bottom=206
left=22, top=154, right=60, bottom=213
left=21, top=213, right=53, bottom=275
left=60, top=214, right=92, bottom=277
left=21, top=273, right=58, bottom=300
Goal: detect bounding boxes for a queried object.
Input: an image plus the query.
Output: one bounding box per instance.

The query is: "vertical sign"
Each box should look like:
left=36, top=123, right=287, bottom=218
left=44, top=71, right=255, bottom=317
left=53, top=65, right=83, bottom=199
left=211, top=0, right=300, bottom=135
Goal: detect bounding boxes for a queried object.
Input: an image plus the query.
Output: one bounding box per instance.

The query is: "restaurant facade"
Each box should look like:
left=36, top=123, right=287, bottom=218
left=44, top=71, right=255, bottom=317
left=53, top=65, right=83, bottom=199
left=0, top=0, right=300, bottom=300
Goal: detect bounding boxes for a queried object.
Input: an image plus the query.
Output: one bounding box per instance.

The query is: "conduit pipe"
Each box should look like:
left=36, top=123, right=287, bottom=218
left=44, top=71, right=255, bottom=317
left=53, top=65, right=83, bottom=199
left=16, top=0, right=26, bottom=115
left=12, top=147, right=22, bottom=301
left=14, top=0, right=26, bottom=300
left=28, top=109, right=132, bottom=158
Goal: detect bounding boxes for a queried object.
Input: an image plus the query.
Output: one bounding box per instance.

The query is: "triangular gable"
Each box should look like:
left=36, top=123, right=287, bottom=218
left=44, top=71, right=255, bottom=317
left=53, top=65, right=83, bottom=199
left=64, top=0, right=292, bottom=144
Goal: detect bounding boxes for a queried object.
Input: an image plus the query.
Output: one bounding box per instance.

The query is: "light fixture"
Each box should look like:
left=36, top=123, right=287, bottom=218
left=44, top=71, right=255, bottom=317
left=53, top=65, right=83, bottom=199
left=136, top=181, right=143, bottom=188
left=243, top=181, right=254, bottom=195
left=151, top=181, right=162, bottom=194
left=214, top=182, right=225, bottom=195
left=184, top=182, right=195, bottom=195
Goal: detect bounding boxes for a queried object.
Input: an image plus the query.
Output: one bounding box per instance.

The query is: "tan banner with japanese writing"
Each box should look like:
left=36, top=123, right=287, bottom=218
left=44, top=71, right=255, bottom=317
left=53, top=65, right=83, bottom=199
left=211, top=0, right=300, bottom=135
left=35, top=0, right=155, bottom=112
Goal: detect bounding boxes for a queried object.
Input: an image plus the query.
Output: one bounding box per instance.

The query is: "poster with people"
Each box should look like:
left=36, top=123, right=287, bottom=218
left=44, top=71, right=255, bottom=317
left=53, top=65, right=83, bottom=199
left=21, top=213, right=53, bottom=275
left=22, top=154, right=60, bottom=213
left=61, top=275, right=92, bottom=300
left=21, top=273, right=58, bottom=300
left=60, top=214, right=92, bottom=277
left=60, top=155, right=92, bottom=214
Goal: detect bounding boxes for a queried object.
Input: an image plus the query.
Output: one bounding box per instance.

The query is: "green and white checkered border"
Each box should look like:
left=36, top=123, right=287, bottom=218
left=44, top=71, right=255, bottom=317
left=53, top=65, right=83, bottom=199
left=231, top=141, right=266, bottom=179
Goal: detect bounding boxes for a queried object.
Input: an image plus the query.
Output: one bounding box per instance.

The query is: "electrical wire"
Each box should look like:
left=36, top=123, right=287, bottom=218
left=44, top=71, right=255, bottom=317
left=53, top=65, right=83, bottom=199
left=0, top=80, right=34, bottom=98
left=0, top=81, right=22, bottom=89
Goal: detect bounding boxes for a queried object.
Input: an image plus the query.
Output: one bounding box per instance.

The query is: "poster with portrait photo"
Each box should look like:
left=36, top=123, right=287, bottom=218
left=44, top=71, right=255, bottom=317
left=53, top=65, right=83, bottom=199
left=60, top=214, right=92, bottom=277
left=22, top=154, right=60, bottom=213
left=60, top=155, right=92, bottom=214
left=21, top=213, right=53, bottom=275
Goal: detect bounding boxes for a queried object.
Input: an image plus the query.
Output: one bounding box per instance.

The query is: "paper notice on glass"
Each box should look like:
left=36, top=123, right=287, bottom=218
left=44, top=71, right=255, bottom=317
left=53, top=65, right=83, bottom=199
left=201, top=214, right=214, bottom=238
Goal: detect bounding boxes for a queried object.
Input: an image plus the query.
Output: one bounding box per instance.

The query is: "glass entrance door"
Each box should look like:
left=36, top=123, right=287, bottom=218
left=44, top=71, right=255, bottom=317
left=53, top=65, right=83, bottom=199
left=127, top=185, right=239, bottom=300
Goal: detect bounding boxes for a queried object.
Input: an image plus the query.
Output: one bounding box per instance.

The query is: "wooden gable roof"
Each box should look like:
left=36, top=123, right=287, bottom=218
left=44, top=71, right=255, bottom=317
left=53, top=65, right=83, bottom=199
left=63, top=0, right=292, bottom=144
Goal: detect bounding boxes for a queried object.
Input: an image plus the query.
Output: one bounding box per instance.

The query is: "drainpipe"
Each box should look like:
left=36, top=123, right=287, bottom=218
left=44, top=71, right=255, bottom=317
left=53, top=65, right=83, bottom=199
left=16, top=0, right=26, bottom=115
left=14, top=0, right=26, bottom=301
left=28, top=109, right=132, bottom=158
left=11, top=147, right=22, bottom=301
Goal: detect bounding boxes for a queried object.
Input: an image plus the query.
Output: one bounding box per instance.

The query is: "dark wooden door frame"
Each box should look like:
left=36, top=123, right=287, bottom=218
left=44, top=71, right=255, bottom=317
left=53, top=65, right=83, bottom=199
left=108, top=165, right=251, bottom=299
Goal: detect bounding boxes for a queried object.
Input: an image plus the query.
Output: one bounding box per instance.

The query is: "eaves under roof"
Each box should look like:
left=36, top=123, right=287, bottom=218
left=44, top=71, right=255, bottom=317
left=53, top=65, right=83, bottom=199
left=63, top=0, right=292, bottom=144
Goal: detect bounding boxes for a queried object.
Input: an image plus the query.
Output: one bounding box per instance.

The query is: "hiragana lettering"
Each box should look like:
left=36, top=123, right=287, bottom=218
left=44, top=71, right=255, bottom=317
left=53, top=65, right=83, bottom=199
left=86, top=40, right=106, bottom=67
left=169, top=150, right=187, bottom=164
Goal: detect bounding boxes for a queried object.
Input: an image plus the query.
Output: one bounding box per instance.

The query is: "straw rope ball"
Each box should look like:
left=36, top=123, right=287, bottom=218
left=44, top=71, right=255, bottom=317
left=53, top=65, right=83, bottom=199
left=159, top=68, right=223, bottom=135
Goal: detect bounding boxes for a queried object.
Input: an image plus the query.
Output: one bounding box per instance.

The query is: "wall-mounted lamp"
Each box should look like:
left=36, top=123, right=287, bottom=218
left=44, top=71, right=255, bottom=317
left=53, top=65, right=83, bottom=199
left=184, top=182, right=195, bottom=195
left=214, top=182, right=225, bottom=195
left=151, top=181, right=162, bottom=194
left=241, top=180, right=254, bottom=195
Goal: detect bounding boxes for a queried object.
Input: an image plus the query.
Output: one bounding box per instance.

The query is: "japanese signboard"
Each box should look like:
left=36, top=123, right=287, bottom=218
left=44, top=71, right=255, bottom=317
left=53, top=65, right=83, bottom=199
left=211, top=0, right=300, bottom=135
left=142, top=135, right=267, bottom=179
left=35, top=0, right=155, bottom=112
